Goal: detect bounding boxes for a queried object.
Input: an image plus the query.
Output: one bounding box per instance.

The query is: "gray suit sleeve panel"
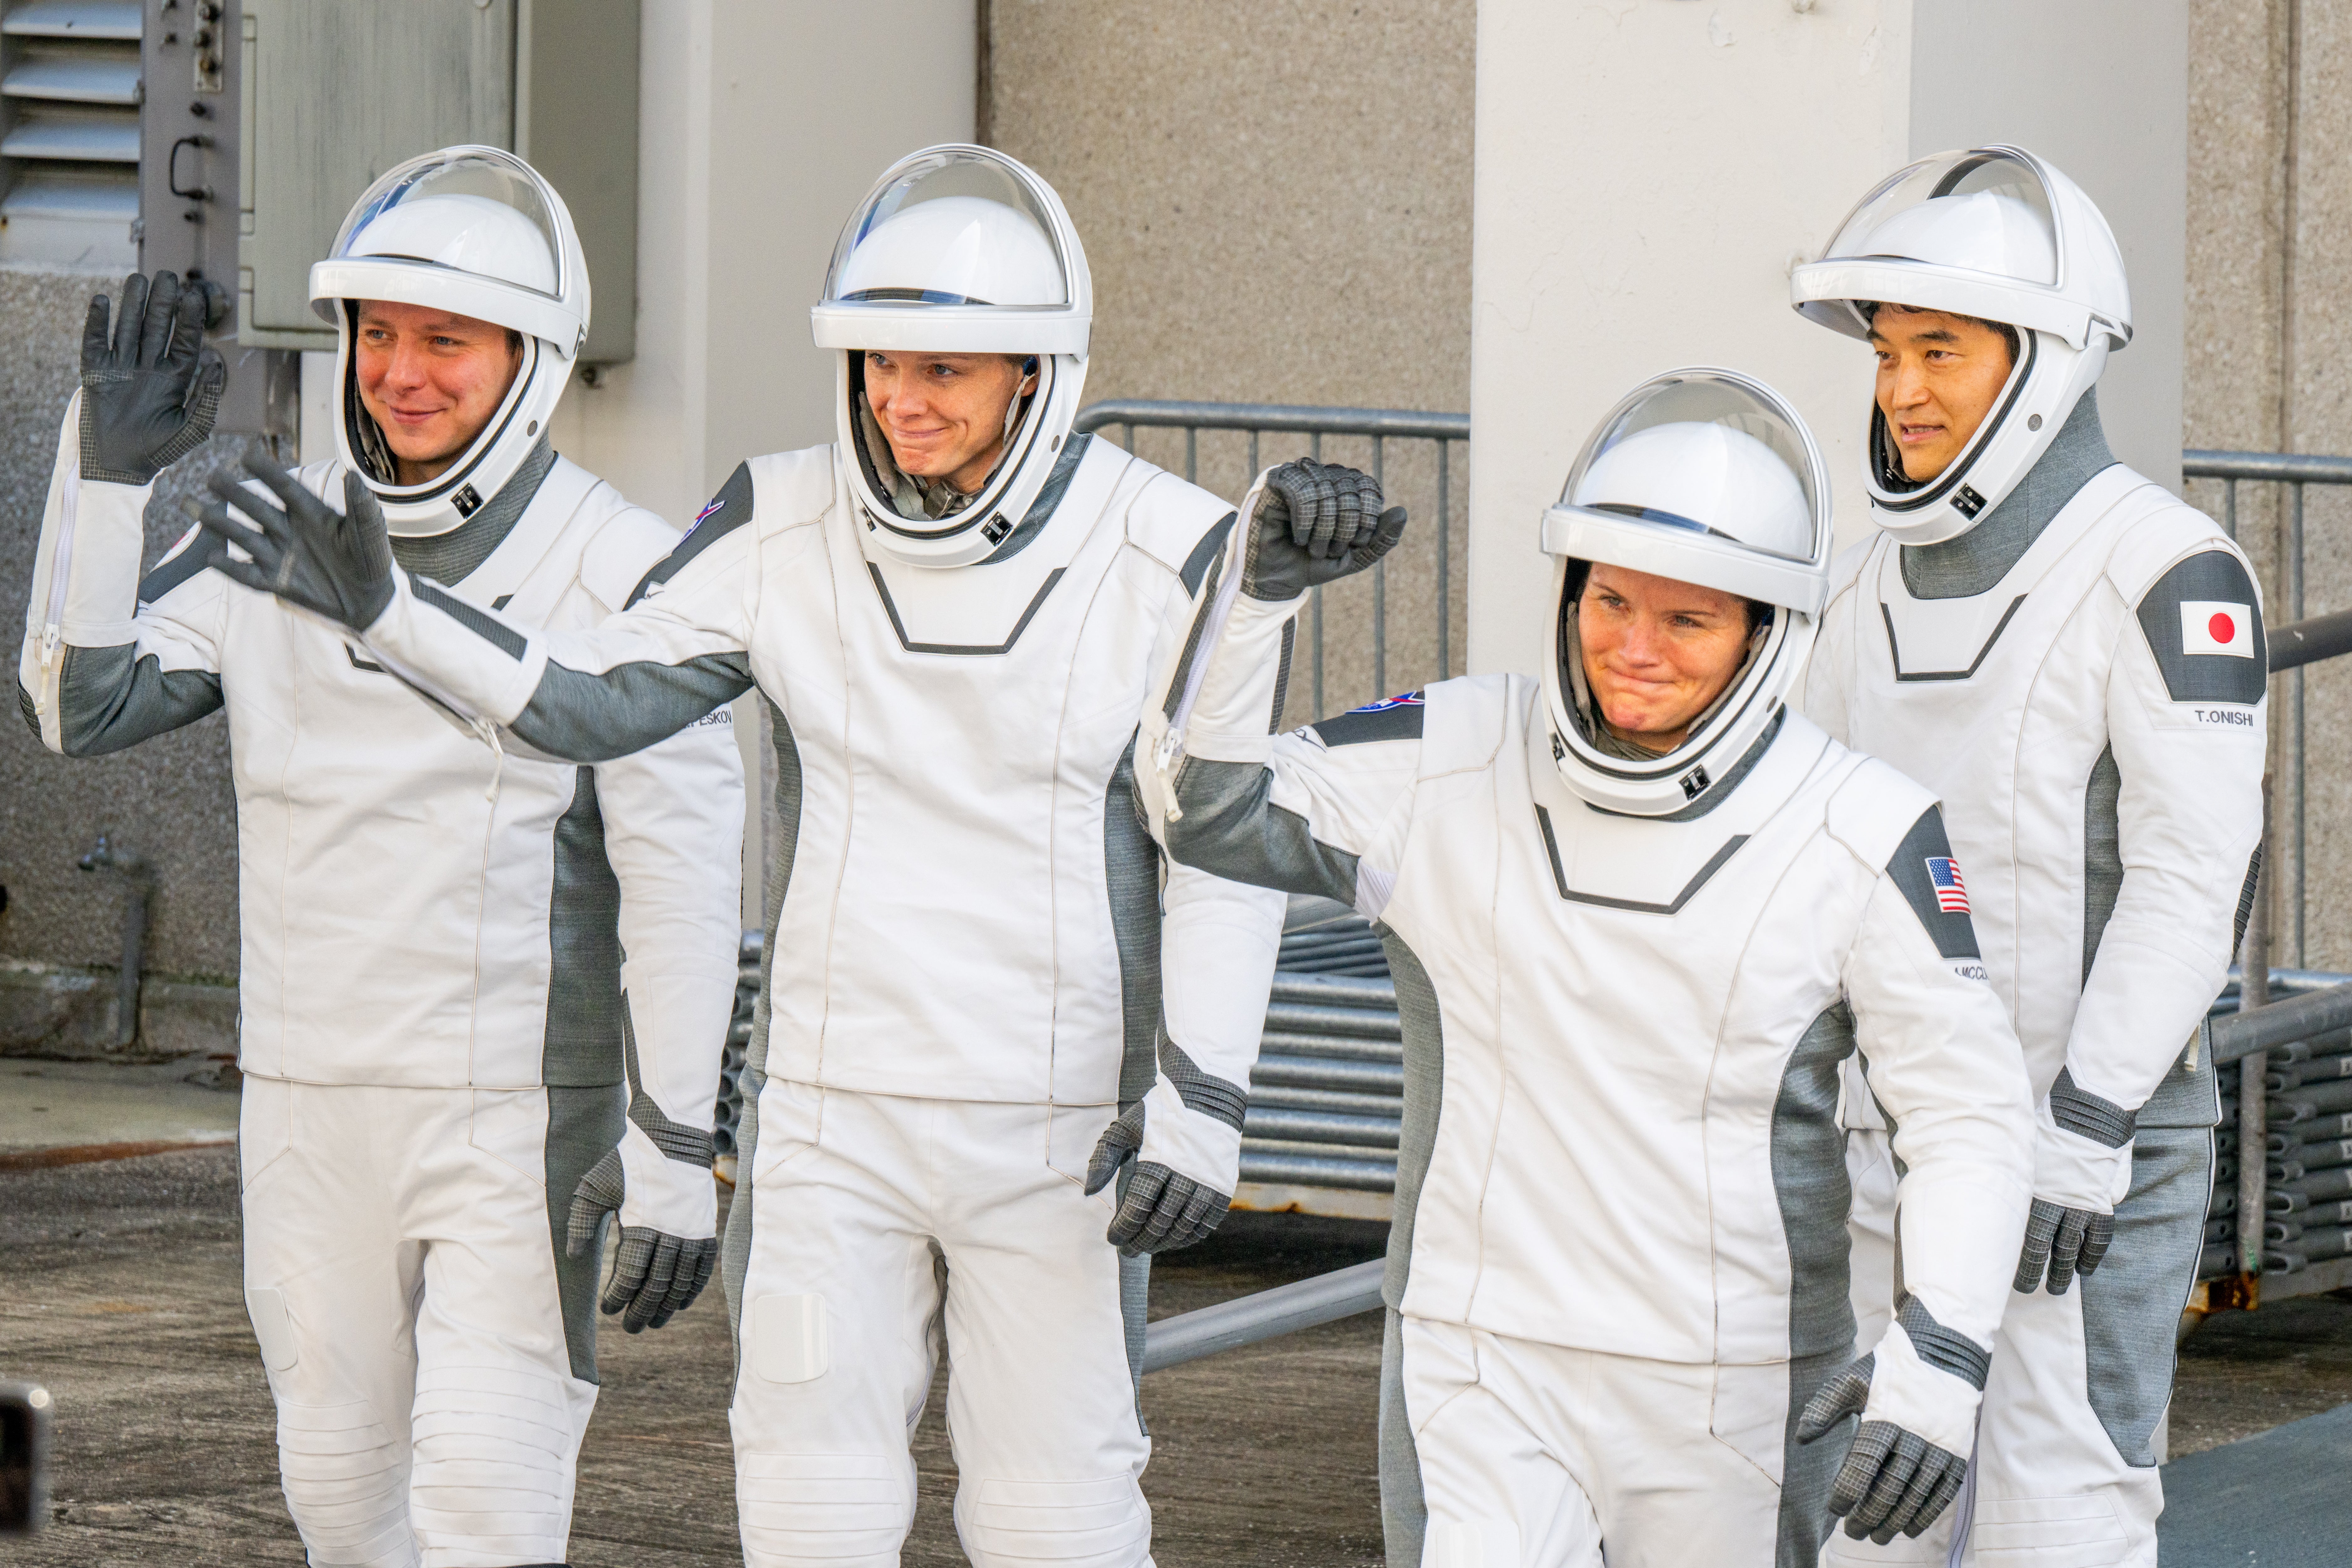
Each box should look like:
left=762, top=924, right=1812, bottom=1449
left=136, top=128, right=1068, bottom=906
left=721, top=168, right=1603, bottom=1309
left=1162, top=757, right=1361, bottom=906
left=509, top=652, right=756, bottom=763
left=50, top=642, right=223, bottom=755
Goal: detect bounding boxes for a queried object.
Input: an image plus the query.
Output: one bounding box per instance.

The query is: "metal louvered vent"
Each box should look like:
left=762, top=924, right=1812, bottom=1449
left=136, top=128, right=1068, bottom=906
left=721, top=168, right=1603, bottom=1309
left=0, top=0, right=141, bottom=269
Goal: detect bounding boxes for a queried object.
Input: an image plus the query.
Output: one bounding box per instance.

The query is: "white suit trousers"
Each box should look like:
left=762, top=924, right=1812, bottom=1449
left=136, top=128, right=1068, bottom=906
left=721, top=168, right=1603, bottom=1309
left=239, top=1076, right=607, bottom=1568
left=1397, top=1315, right=1798, bottom=1568
left=727, top=1084, right=1152, bottom=1568
left=1837, top=1130, right=2186, bottom=1567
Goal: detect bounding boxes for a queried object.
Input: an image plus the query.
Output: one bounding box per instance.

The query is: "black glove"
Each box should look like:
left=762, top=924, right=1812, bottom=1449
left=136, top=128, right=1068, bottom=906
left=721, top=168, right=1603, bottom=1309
left=1795, top=1357, right=1971, bottom=1544
left=565, top=1150, right=719, bottom=1333
left=1082, top=1101, right=1231, bottom=1256
left=80, top=271, right=226, bottom=485
left=1240, top=459, right=1409, bottom=601
left=195, top=444, right=397, bottom=631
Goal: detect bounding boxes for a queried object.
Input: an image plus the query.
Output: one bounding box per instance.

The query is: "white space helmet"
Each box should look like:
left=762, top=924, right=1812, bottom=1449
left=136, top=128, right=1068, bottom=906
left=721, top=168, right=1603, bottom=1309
left=309, top=146, right=586, bottom=537
left=1538, top=369, right=1831, bottom=817
left=812, top=145, right=1091, bottom=568
left=1790, top=145, right=2129, bottom=546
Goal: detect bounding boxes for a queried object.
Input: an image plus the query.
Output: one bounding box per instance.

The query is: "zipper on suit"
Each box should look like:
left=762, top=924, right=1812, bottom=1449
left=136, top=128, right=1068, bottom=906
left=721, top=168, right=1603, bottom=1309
left=1153, top=470, right=1269, bottom=822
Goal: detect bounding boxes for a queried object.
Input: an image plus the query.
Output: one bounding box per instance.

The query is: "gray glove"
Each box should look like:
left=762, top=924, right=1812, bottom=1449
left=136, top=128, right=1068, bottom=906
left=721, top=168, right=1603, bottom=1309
left=80, top=271, right=226, bottom=485
left=1796, top=1358, right=1971, bottom=1544
left=2012, top=1198, right=2115, bottom=1296
left=1240, top=459, right=1409, bottom=601
left=565, top=1150, right=719, bottom=1333
left=1083, top=1101, right=1230, bottom=1256
left=195, top=444, right=396, bottom=631
left=2013, top=1069, right=2132, bottom=1295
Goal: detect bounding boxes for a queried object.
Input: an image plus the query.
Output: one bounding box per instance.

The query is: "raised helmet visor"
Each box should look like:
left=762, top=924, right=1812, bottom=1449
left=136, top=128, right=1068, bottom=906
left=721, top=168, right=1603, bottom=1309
left=812, top=146, right=1089, bottom=358
left=1790, top=145, right=2130, bottom=353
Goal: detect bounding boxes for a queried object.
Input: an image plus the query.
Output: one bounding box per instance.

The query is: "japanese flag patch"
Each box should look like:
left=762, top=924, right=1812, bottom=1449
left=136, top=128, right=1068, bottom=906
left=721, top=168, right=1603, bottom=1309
left=2180, top=601, right=2255, bottom=658
left=1925, top=856, right=1970, bottom=915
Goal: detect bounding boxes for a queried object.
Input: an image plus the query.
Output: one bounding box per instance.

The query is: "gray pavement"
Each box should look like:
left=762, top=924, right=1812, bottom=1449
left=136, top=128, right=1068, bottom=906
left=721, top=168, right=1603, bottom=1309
left=6, top=1066, right=2352, bottom=1564
left=0, top=1055, right=238, bottom=1157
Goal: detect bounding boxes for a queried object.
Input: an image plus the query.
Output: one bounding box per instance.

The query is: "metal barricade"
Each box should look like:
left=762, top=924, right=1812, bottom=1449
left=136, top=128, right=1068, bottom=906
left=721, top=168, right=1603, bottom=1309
left=1074, top=399, right=1470, bottom=720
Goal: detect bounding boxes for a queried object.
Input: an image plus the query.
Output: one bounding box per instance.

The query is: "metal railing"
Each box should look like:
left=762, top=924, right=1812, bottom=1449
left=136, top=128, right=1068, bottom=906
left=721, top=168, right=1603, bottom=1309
left=1074, top=399, right=1470, bottom=719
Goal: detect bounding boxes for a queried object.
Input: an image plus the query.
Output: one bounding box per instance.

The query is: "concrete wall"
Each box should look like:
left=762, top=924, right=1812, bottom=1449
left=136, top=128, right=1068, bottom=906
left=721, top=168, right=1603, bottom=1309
left=0, top=271, right=247, bottom=986
left=2183, top=0, right=2351, bottom=972
left=984, top=0, right=1475, bottom=718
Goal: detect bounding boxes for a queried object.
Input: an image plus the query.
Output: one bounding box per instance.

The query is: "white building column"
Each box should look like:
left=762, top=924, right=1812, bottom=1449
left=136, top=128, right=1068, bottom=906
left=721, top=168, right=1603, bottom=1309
left=547, top=0, right=975, bottom=927
left=1466, top=0, right=2185, bottom=678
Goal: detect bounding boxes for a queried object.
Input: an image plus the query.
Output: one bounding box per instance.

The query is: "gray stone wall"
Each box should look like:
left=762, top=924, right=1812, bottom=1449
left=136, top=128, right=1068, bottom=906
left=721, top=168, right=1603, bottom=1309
left=2184, top=0, right=2350, bottom=973
left=0, top=268, right=245, bottom=984
left=984, top=0, right=1474, bottom=719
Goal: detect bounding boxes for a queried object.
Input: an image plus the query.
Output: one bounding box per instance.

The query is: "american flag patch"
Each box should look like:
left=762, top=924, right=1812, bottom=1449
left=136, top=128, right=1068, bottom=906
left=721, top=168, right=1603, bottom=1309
left=1926, top=856, right=1969, bottom=915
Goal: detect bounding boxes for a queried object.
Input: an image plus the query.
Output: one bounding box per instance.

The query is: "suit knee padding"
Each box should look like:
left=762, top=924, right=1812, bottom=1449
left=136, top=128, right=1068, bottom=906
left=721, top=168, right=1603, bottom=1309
left=956, top=1475, right=1150, bottom=1568
left=407, top=1364, right=570, bottom=1559
left=274, top=1400, right=416, bottom=1568
left=736, top=1451, right=914, bottom=1566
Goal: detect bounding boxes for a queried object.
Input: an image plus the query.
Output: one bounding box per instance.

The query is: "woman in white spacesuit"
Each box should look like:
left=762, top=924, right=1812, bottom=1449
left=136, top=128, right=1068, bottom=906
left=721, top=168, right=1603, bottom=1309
left=181, top=144, right=1292, bottom=1568
left=1136, top=369, right=2039, bottom=1568
left=17, top=147, right=744, bottom=1568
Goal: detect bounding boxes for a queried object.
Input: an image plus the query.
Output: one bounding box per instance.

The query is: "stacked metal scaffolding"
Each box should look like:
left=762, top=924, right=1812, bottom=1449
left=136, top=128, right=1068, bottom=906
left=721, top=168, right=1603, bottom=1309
left=1236, top=898, right=1406, bottom=1193
left=2204, top=969, right=2352, bottom=1279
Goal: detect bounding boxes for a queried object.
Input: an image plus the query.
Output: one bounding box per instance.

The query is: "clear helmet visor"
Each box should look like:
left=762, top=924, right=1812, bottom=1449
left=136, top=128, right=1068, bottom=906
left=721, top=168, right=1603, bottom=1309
left=1823, top=148, right=2058, bottom=288
left=332, top=148, right=564, bottom=300
left=823, top=148, right=1071, bottom=311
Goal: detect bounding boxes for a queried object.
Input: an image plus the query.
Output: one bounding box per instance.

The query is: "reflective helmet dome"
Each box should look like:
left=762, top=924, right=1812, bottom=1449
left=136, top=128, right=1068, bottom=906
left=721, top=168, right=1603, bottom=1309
left=1790, top=145, right=2130, bottom=545
left=309, top=146, right=587, bottom=537
left=812, top=145, right=1092, bottom=568
left=1539, top=369, right=1831, bottom=817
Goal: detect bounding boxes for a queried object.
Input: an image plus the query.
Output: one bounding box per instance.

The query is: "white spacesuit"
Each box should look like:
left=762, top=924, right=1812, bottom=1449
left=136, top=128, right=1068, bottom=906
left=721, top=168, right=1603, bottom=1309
left=18, top=148, right=744, bottom=1568
left=1795, top=147, right=2268, bottom=1566
left=192, top=145, right=1287, bottom=1568
left=1141, top=372, right=2037, bottom=1568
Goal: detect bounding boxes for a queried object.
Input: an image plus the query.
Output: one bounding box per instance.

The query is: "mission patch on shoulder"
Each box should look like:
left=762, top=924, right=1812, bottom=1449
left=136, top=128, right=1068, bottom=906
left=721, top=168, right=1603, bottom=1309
left=2135, top=549, right=2266, bottom=705
left=1310, top=691, right=1425, bottom=746
left=627, top=460, right=756, bottom=609
left=1886, top=807, right=1984, bottom=965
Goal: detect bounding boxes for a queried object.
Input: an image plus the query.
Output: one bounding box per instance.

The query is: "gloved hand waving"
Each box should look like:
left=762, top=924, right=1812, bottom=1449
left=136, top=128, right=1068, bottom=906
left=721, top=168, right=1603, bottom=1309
left=1796, top=1293, right=1991, bottom=1544
left=1238, top=459, right=1409, bottom=602
left=195, top=443, right=397, bottom=631
left=80, top=270, right=227, bottom=486
left=2013, top=1068, right=2135, bottom=1295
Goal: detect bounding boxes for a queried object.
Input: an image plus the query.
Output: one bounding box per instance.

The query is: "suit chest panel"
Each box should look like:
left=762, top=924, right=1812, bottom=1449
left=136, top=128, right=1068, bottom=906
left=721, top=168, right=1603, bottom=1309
left=1849, top=518, right=2129, bottom=810
left=1395, top=739, right=1853, bottom=1100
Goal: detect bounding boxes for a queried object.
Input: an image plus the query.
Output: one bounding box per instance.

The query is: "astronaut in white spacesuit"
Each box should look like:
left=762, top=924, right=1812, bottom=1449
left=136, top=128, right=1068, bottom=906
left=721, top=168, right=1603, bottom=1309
left=190, top=143, right=1290, bottom=1568
left=1797, top=147, right=2268, bottom=1566
left=18, top=147, right=744, bottom=1567
left=1139, top=369, right=2037, bottom=1567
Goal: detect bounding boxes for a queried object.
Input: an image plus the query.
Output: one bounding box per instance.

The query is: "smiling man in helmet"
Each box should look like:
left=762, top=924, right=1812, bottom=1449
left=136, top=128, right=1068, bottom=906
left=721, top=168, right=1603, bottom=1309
left=18, top=147, right=744, bottom=1568
left=1139, top=371, right=2035, bottom=1566
left=1797, top=147, right=2267, bottom=1566
left=189, top=143, right=1301, bottom=1568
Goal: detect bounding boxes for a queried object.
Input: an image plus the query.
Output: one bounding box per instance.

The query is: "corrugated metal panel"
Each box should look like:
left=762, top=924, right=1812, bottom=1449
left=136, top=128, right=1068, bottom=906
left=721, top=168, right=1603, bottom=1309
left=3, top=2, right=141, bottom=40
left=2, top=114, right=136, bottom=160
left=3, top=55, right=140, bottom=102
left=0, top=0, right=141, bottom=268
